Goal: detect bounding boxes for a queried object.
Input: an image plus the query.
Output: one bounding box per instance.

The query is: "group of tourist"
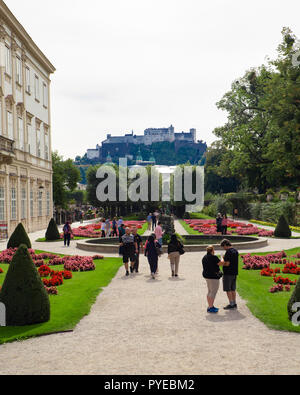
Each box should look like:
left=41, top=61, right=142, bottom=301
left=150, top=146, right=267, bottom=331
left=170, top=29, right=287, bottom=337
left=101, top=217, right=124, bottom=238
left=119, top=225, right=184, bottom=280
left=202, top=239, right=239, bottom=313
left=216, top=213, right=228, bottom=235
left=147, top=211, right=160, bottom=231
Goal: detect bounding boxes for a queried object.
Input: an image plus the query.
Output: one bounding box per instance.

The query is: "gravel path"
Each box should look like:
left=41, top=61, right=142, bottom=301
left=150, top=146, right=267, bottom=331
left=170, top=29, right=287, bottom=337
left=1, top=249, right=300, bottom=375
left=1, top=220, right=300, bottom=375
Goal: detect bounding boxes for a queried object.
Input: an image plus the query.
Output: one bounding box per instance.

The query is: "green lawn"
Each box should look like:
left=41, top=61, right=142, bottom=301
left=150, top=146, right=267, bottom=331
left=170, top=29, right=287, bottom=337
left=238, top=247, right=300, bottom=333
left=188, top=213, right=215, bottom=220
left=0, top=253, right=122, bottom=344
left=36, top=236, right=88, bottom=242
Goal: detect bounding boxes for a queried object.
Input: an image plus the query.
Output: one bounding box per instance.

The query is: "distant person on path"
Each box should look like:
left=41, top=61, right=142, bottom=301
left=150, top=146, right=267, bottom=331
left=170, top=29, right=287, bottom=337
left=222, top=214, right=228, bottom=235
left=112, top=218, right=118, bottom=237
left=233, top=208, right=238, bottom=220
left=147, top=213, right=152, bottom=231
left=105, top=219, right=111, bottom=238
left=151, top=214, right=157, bottom=231
left=63, top=221, right=73, bottom=247
left=154, top=222, right=164, bottom=247
left=219, top=239, right=239, bottom=310
left=120, top=227, right=138, bottom=276
left=118, top=217, right=124, bottom=228
left=132, top=227, right=144, bottom=273
left=168, top=234, right=184, bottom=278
left=216, top=213, right=223, bottom=234
left=118, top=223, right=125, bottom=240
left=101, top=219, right=106, bottom=238
left=145, top=235, right=160, bottom=280
left=202, top=245, right=222, bottom=314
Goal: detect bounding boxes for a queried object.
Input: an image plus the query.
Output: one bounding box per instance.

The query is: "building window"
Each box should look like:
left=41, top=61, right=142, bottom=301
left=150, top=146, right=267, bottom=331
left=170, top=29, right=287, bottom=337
left=30, top=190, right=34, bottom=217
left=46, top=191, right=50, bottom=216
left=44, top=129, right=49, bottom=160
left=38, top=191, right=42, bottom=216
left=25, top=67, right=31, bottom=93
left=21, top=188, right=26, bottom=219
left=18, top=117, right=24, bottom=151
left=36, top=124, right=41, bottom=157
left=5, top=46, right=11, bottom=75
left=43, top=83, right=48, bottom=107
left=7, top=111, right=13, bottom=140
left=16, top=57, right=22, bottom=85
left=34, top=75, right=40, bottom=101
left=11, top=187, right=17, bottom=220
left=0, top=187, right=5, bottom=221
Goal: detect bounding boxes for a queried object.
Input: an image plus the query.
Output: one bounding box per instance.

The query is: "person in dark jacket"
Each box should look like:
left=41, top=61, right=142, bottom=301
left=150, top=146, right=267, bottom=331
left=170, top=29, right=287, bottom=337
left=168, top=234, right=184, bottom=278
left=145, top=235, right=160, bottom=279
left=216, top=213, right=223, bottom=233
left=202, top=245, right=222, bottom=314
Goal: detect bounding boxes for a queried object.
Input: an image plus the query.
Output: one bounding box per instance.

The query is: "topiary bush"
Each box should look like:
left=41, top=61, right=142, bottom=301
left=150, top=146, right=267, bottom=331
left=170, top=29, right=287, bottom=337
left=288, top=278, right=300, bottom=322
left=274, top=215, right=292, bottom=238
left=7, top=223, right=31, bottom=249
left=45, top=218, right=60, bottom=241
left=0, top=245, right=50, bottom=326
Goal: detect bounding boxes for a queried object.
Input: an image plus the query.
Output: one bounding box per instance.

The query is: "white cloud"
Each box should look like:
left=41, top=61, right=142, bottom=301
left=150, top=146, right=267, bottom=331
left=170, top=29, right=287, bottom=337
left=5, top=0, right=300, bottom=158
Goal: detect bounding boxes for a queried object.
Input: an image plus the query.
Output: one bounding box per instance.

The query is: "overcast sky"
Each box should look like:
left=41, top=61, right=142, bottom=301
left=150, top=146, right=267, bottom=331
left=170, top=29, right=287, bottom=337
left=6, top=0, right=300, bottom=159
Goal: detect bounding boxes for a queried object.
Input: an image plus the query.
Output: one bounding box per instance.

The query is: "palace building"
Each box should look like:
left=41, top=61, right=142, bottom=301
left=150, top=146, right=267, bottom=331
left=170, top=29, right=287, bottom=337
left=0, top=1, right=55, bottom=238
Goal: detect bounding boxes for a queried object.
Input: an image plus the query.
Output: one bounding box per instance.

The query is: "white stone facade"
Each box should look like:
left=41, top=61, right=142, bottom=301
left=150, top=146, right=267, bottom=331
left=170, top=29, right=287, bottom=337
left=0, top=1, right=55, bottom=237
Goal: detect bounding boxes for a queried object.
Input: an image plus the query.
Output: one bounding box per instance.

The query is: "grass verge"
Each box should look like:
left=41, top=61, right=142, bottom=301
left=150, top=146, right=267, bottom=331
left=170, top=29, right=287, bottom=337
left=0, top=252, right=122, bottom=344
left=238, top=246, right=300, bottom=333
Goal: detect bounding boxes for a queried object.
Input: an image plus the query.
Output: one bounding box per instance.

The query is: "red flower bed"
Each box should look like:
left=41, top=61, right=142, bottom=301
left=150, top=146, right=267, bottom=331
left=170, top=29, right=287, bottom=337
left=44, top=286, right=58, bottom=295
left=273, top=276, right=296, bottom=286
left=0, top=268, right=3, bottom=274
left=38, top=265, right=52, bottom=278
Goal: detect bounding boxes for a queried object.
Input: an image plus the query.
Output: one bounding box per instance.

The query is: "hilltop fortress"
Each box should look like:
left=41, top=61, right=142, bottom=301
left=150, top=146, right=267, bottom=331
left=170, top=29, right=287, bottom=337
left=86, top=125, right=206, bottom=165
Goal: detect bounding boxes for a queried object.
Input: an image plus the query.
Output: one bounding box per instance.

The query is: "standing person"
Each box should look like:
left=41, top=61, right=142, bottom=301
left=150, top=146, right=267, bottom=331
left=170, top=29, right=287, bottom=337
left=168, top=234, right=184, bottom=278
left=154, top=222, right=164, bottom=247
left=120, top=227, right=138, bottom=276
left=63, top=221, right=73, bottom=247
left=118, top=223, right=125, bottom=240
left=101, top=219, right=106, bottom=238
left=202, top=246, right=222, bottom=314
left=112, top=218, right=118, bottom=237
left=118, top=217, right=124, bottom=228
left=145, top=235, right=160, bottom=280
left=151, top=213, right=157, bottom=231
left=219, top=239, right=239, bottom=310
left=222, top=214, right=228, bottom=235
left=132, top=227, right=144, bottom=273
left=147, top=213, right=152, bottom=231
left=216, top=213, right=222, bottom=234
left=233, top=208, right=238, bottom=220
left=105, top=219, right=111, bottom=238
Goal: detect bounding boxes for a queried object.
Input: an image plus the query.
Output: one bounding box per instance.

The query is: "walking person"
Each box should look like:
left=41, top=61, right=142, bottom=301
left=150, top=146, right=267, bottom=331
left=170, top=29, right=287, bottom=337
left=154, top=222, right=164, bottom=247
left=147, top=213, right=152, bottom=231
left=144, top=235, right=160, bottom=280
left=222, top=214, right=228, bottom=235
left=132, top=226, right=144, bottom=273
left=202, top=246, right=223, bottom=314
left=118, top=223, right=126, bottom=240
left=101, top=219, right=106, bottom=238
left=118, top=217, right=124, bottom=228
left=112, top=218, right=118, bottom=237
left=120, top=227, right=138, bottom=276
left=216, top=213, right=223, bottom=234
left=63, top=221, right=73, bottom=247
left=151, top=213, right=157, bottom=231
left=105, top=219, right=111, bottom=238
left=219, top=239, right=239, bottom=310
left=168, top=234, right=184, bottom=278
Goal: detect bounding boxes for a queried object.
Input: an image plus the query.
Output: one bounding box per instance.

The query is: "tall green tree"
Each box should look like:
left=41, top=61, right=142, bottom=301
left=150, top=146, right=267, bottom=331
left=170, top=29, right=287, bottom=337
left=52, top=151, right=81, bottom=208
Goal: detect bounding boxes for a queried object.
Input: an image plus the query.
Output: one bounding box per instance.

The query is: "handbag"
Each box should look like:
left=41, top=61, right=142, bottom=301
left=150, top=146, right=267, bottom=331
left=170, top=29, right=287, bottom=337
left=177, top=242, right=185, bottom=256
left=216, top=271, right=223, bottom=279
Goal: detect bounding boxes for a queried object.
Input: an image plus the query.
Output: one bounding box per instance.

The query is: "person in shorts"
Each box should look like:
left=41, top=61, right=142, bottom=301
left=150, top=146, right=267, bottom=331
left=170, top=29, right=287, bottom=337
left=219, top=239, right=239, bottom=310
left=120, top=227, right=138, bottom=276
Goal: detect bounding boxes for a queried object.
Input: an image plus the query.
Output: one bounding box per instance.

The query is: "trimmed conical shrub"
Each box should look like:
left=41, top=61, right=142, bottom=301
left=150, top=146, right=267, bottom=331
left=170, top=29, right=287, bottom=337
left=7, top=223, right=31, bottom=249
left=288, top=278, right=300, bottom=322
left=274, top=215, right=292, bottom=238
left=45, top=218, right=60, bottom=241
left=0, top=245, right=50, bottom=326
